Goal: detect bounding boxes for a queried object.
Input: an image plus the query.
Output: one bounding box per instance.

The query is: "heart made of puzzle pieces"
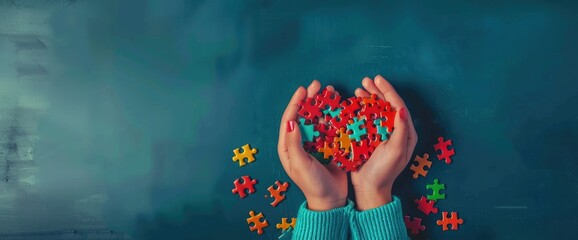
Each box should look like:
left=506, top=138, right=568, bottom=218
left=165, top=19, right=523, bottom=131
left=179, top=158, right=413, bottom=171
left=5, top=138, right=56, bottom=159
left=298, top=88, right=396, bottom=172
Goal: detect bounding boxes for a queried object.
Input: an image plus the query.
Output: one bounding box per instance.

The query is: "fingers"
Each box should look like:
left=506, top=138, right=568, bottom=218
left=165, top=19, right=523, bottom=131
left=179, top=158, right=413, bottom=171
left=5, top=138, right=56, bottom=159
left=388, top=107, right=410, bottom=160
left=278, top=87, right=307, bottom=165
left=307, top=80, right=321, bottom=98
left=285, top=119, right=309, bottom=164
left=374, top=75, right=406, bottom=110
left=362, top=77, right=385, bottom=100
left=355, top=88, right=371, bottom=98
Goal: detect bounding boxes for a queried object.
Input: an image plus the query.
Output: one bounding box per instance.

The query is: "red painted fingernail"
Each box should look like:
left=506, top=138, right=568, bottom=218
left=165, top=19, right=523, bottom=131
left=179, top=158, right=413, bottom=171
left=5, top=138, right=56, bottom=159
left=287, top=120, right=295, bottom=132
left=400, top=108, right=408, bottom=121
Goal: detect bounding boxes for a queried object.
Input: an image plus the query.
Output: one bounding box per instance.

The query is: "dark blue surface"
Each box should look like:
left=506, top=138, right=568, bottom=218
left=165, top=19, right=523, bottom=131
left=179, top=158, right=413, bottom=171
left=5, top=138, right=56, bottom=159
left=2, top=0, right=578, bottom=239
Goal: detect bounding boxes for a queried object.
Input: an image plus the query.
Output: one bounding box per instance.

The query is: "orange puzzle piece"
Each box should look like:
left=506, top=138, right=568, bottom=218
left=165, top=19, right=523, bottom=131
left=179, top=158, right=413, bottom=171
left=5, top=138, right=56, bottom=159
left=410, top=153, right=432, bottom=179
left=247, top=211, right=269, bottom=235
left=267, top=181, right=290, bottom=207
left=334, top=128, right=352, bottom=153
left=276, top=217, right=296, bottom=231
left=436, top=211, right=464, bottom=231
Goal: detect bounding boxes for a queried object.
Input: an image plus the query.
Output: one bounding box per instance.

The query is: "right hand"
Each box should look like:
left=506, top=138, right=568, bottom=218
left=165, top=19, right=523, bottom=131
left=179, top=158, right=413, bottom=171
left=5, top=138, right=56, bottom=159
left=277, top=80, right=348, bottom=211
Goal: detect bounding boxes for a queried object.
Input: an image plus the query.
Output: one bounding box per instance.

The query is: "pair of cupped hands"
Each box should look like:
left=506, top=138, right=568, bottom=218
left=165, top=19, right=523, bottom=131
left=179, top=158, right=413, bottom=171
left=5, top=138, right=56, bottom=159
left=277, top=75, right=418, bottom=211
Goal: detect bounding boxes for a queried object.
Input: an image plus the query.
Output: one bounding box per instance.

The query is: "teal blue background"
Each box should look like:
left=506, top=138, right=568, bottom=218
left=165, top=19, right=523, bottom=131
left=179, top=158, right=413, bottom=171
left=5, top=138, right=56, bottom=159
left=2, top=0, right=578, bottom=239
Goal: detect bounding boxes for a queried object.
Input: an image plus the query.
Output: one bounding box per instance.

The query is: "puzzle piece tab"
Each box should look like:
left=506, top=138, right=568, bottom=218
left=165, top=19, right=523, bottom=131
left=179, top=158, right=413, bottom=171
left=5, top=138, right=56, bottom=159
left=232, top=176, right=258, bottom=199
left=232, top=144, right=258, bottom=167
left=267, top=181, right=290, bottom=207
left=434, top=136, right=455, bottom=164
left=415, top=196, right=438, bottom=215
left=436, top=211, right=464, bottom=231
left=426, top=179, right=446, bottom=201
left=404, top=216, right=426, bottom=235
left=247, top=211, right=269, bottom=235
left=298, top=118, right=320, bottom=142
left=276, top=217, right=296, bottom=231
left=410, top=154, right=432, bottom=179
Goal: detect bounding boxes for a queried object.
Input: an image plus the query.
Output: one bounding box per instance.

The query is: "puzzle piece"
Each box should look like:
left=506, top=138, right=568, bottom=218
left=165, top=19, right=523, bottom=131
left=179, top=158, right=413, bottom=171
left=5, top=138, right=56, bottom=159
left=232, top=144, right=258, bottom=167
left=232, top=176, right=258, bottom=199
left=267, top=181, right=290, bottom=207
left=374, top=119, right=390, bottom=141
left=276, top=217, right=296, bottom=231
left=379, top=110, right=396, bottom=131
left=298, top=97, right=323, bottom=121
left=350, top=139, right=373, bottom=162
left=404, top=216, right=425, bottom=235
left=316, top=88, right=341, bottom=110
left=332, top=149, right=361, bottom=172
left=434, top=137, right=455, bottom=164
left=329, top=115, right=349, bottom=130
left=334, top=128, right=352, bottom=153
left=361, top=94, right=379, bottom=106
left=323, top=106, right=342, bottom=118
left=315, top=122, right=337, bottom=139
left=426, top=179, right=446, bottom=201
left=436, top=212, right=464, bottom=231
left=247, top=211, right=269, bottom=235
left=340, top=97, right=362, bottom=119
left=410, top=154, right=432, bottom=179
left=415, top=196, right=438, bottom=215
left=346, top=117, right=367, bottom=142
left=318, top=140, right=338, bottom=160
left=298, top=118, right=320, bottom=142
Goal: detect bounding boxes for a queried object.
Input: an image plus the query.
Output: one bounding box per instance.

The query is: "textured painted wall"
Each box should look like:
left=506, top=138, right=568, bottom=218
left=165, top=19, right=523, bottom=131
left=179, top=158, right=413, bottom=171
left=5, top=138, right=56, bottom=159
left=1, top=0, right=577, bottom=239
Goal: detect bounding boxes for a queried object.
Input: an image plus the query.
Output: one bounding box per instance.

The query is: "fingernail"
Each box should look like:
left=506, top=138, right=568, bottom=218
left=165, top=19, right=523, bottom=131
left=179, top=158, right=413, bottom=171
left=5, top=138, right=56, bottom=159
left=400, top=107, right=408, bottom=121
left=287, top=120, right=295, bottom=132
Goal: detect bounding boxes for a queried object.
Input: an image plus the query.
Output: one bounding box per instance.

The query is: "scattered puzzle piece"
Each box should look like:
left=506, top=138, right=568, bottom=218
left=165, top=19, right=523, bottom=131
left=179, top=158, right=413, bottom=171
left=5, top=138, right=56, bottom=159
left=298, top=118, right=320, bottom=142
left=434, top=136, right=455, bottom=164
left=415, top=196, right=438, bottom=215
left=267, top=181, right=290, bottom=207
left=436, top=211, right=464, bottom=231
left=404, top=216, right=426, bottom=235
left=426, top=179, right=446, bottom=201
left=232, top=176, right=258, bottom=199
left=276, top=217, right=296, bottom=231
left=410, top=154, right=432, bottom=179
left=232, top=144, right=258, bottom=167
left=247, top=211, right=269, bottom=235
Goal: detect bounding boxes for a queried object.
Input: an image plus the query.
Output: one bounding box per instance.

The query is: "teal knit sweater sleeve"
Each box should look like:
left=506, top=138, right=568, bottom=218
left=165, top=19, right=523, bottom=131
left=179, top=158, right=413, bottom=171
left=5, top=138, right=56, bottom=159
left=293, top=196, right=408, bottom=240
left=350, top=196, right=409, bottom=240
left=292, top=200, right=354, bottom=240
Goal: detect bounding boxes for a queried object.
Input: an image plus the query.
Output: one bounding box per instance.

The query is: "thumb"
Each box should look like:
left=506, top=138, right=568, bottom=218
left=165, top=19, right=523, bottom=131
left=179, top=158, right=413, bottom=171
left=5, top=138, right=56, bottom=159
left=285, top=119, right=309, bottom=161
left=388, top=107, right=409, bottom=152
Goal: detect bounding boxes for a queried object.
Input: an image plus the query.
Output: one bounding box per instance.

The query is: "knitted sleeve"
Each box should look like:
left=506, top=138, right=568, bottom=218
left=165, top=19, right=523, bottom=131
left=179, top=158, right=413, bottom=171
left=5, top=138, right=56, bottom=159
left=292, top=200, right=354, bottom=240
left=350, top=196, right=409, bottom=240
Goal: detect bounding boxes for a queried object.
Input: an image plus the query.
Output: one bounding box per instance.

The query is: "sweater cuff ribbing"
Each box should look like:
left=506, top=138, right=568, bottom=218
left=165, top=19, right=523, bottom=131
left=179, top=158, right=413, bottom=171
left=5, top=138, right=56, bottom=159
left=292, top=200, right=354, bottom=240
left=351, top=196, right=409, bottom=240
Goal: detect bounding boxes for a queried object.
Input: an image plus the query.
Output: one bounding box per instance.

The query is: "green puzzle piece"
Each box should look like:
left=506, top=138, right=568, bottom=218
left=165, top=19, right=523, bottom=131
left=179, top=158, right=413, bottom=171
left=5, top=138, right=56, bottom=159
left=298, top=118, right=319, bottom=142
left=426, top=178, right=446, bottom=201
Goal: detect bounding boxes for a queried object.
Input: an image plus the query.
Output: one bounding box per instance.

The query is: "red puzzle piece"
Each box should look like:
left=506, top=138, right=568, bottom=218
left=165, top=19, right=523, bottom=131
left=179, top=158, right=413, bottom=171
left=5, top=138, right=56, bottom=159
left=415, top=196, right=438, bottom=215
left=332, top=150, right=361, bottom=172
left=298, top=97, right=323, bottom=121
left=404, top=216, right=426, bottom=235
left=267, top=181, right=290, bottom=207
left=436, top=211, right=464, bottom=231
left=315, top=88, right=341, bottom=110
left=350, top=139, right=373, bottom=162
left=434, top=137, right=455, bottom=164
left=232, top=176, right=258, bottom=199
left=339, top=97, right=362, bottom=119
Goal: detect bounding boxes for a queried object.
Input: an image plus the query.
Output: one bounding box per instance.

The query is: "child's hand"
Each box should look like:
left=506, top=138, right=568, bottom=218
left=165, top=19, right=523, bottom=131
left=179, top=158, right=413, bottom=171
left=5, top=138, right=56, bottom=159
left=277, top=80, right=348, bottom=211
left=351, top=75, right=418, bottom=210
